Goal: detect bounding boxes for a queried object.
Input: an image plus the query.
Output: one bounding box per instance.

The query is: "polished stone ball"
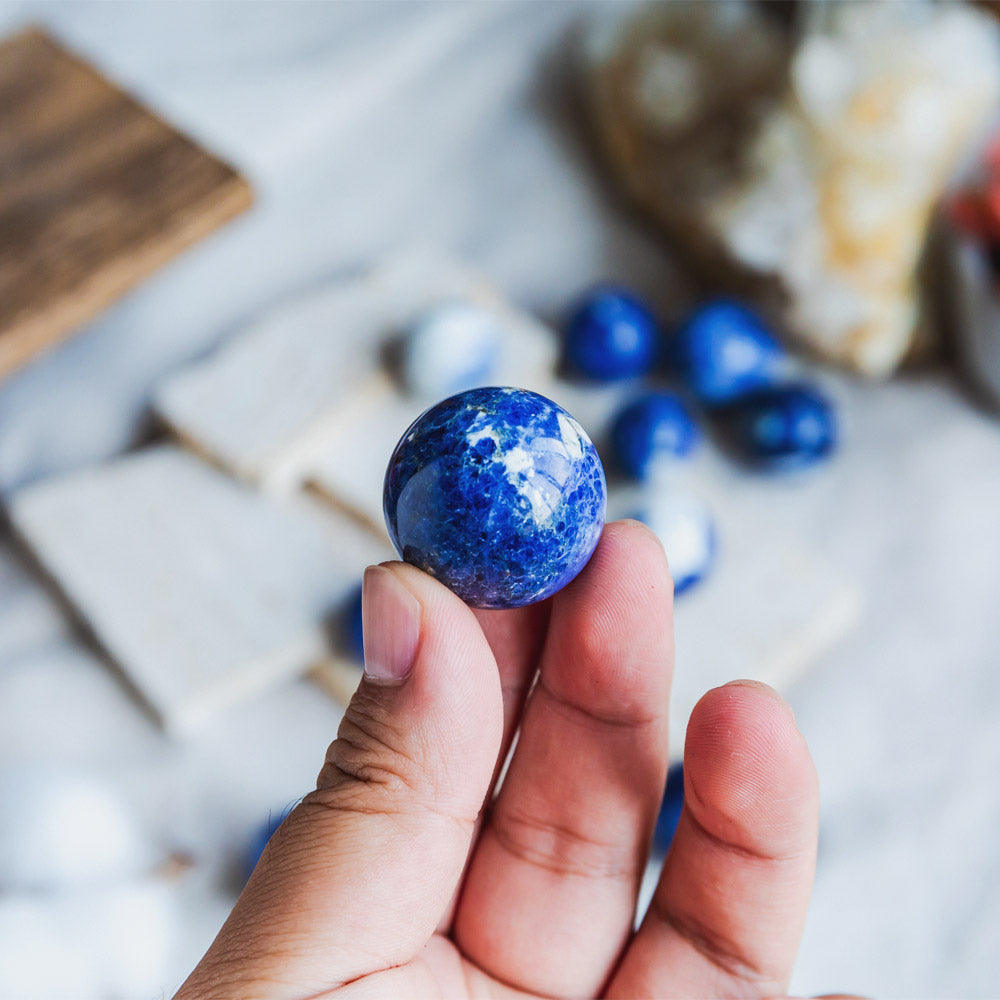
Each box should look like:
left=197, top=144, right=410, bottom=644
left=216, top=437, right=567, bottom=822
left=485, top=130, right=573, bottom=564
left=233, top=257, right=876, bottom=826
left=383, top=387, right=607, bottom=608
left=724, top=384, right=836, bottom=469
left=610, top=392, right=700, bottom=480
left=564, top=287, right=658, bottom=380
left=632, top=490, right=715, bottom=597
left=673, top=300, right=785, bottom=405
left=402, top=300, right=501, bottom=399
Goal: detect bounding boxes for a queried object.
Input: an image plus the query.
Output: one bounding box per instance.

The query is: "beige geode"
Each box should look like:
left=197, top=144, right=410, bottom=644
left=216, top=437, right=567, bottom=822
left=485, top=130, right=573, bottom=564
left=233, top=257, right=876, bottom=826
left=585, top=1, right=1000, bottom=376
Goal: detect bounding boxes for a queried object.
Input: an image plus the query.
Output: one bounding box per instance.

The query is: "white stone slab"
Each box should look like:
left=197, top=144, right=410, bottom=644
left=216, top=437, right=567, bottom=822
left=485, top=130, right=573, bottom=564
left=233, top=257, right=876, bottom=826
left=9, top=446, right=391, bottom=735
left=155, top=251, right=557, bottom=493
left=304, top=375, right=424, bottom=538
left=0, top=538, right=73, bottom=665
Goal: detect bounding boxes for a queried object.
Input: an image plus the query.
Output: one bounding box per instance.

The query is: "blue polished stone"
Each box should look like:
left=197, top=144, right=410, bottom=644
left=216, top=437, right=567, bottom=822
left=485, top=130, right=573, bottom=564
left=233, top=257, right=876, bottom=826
left=403, top=300, right=501, bottom=399
left=653, top=762, right=684, bottom=852
left=611, top=392, right=700, bottom=480
left=565, top=287, right=658, bottom=381
left=725, top=383, right=836, bottom=469
left=243, top=804, right=294, bottom=883
left=340, top=583, right=365, bottom=662
left=673, top=300, right=785, bottom=406
left=632, top=491, right=715, bottom=597
left=384, top=387, right=607, bottom=609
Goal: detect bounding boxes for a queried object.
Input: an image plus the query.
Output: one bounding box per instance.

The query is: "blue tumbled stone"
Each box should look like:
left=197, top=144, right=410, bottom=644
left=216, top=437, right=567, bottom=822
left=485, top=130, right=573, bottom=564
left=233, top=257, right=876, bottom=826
left=402, top=300, right=501, bottom=399
left=611, top=392, right=700, bottom=480
left=673, top=300, right=785, bottom=406
left=725, top=383, right=836, bottom=469
left=653, top=762, right=685, bottom=852
left=243, top=804, right=294, bottom=883
left=384, top=387, right=607, bottom=609
left=340, top=583, right=365, bottom=663
left=565, top=286, right=658, bottom=381
left=632, top=491, right=715, bottom=597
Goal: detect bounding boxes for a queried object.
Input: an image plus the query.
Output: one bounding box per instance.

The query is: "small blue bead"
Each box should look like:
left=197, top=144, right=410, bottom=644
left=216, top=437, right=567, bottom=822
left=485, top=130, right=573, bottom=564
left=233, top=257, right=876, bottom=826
left=403, top=300, right=501, bottom=398
left=243, top=805, right=294, bottom=882
left=673, top=300, right=785, bottom=406
left=726, top=384, right=836, bottom=469
left=340, top=583, right=365, bottom=662
left=632, top=491, right=715, bottom=597
left=653, top=762, right=684, bottom=852
left=610, top=392, right=700, bottom=480
left=384, top=387, right=607, bottom=609
left=565, top=287, right=658, bottom=381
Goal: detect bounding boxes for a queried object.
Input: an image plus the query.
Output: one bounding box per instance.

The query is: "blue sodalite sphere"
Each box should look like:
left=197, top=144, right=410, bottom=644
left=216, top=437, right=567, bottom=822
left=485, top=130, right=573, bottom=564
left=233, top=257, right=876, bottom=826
left=402, top=300, right=501, bottom=399
left=673, top=300, right=785, bottom=406
left=384, top=387, right=607, bottom=609
left=725, top=384, right=836, bottom=469
left=633, top=491, right=715, bottom=597
left=565, top=287, right=658, bottom=381
left=611, top=392, right=700, bottom=480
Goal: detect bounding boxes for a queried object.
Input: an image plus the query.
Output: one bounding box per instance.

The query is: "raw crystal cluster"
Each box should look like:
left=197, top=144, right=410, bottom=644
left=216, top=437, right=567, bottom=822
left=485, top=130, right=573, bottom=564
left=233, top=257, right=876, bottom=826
left=585, top=0, right=1000, bottom=376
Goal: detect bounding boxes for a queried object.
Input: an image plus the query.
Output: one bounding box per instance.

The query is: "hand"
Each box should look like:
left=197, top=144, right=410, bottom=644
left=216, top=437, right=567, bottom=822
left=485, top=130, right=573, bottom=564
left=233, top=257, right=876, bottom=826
left=176, top=520, right=820, bottom=999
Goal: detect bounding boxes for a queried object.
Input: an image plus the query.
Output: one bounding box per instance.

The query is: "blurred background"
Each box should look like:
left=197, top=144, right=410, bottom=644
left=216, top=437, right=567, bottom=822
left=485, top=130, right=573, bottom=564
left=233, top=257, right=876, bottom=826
left=2, top=2, right=1000, bottom=997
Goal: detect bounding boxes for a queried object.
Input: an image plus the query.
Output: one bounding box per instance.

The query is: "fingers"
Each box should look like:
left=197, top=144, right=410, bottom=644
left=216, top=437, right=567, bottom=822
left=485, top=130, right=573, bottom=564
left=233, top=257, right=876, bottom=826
left=175, top=563, right=504, bottom=1000
left=454, top=520, right=675, bottom=998
left=472, top=601, right=551, bottom=783
left=609, top=681, right=819, bottom=999
left=434, top=602, right=550, bottom=934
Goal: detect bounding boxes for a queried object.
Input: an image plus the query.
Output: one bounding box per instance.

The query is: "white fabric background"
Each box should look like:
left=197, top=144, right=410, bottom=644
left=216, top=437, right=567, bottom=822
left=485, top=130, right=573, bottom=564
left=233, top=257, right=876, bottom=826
left=1, top=3, right=998, bottom=996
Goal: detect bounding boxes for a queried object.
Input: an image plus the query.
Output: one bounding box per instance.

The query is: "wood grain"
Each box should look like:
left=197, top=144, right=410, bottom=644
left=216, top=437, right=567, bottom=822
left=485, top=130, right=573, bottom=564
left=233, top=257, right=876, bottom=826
left=0, top=27, right=252, bottom=378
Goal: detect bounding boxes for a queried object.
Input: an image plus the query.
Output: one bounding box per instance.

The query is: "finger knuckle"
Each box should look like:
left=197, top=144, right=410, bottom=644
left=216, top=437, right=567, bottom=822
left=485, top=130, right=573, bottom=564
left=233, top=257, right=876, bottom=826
left=652, top=897, right=780, bottom=987
left=490, top=803, right=643, bottom=881
left=318, top=688, right=424, bottom=802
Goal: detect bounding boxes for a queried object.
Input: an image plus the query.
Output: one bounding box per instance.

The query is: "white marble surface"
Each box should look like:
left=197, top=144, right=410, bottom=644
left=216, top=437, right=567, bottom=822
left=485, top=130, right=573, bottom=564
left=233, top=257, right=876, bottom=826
left=1, top=3, right=999, bottom=998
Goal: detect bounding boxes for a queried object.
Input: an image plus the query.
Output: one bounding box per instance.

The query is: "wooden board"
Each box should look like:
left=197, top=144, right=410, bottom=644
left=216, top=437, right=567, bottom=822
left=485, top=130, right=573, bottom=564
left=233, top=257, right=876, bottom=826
left=0, top=27, right=252, bottom=379
left=8, top=445, right=391, bottom=735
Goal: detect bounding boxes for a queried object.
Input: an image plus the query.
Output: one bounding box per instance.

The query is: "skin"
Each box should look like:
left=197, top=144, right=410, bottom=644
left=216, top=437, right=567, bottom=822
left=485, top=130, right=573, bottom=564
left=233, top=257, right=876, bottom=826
left=176, top=520, right=836, bottom=1000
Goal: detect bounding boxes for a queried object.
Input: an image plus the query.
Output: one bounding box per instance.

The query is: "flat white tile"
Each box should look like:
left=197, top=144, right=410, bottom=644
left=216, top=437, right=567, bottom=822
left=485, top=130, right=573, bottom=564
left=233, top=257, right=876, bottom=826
left=9, top=446, right=390, bottom=735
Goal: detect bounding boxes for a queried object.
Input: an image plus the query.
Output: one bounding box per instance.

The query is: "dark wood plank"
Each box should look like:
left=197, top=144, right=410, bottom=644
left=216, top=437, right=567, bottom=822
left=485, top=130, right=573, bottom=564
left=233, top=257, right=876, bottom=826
left=0, top=27, right=253, bottom=378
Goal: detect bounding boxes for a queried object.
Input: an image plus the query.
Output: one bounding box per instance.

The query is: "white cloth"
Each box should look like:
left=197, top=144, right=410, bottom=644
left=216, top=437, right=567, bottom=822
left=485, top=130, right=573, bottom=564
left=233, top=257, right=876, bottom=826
left=0, top=3, right=998, bottom=996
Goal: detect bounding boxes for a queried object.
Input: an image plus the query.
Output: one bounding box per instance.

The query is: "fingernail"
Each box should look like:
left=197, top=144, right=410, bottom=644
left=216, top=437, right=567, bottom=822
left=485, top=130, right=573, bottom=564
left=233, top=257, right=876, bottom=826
left=362, top=565, right=421, bottom=684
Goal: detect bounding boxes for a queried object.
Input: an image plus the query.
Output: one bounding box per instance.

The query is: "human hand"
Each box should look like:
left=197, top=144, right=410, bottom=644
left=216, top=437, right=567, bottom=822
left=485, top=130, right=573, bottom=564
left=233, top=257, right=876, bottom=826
left=176, top=520, right=820, bottom=999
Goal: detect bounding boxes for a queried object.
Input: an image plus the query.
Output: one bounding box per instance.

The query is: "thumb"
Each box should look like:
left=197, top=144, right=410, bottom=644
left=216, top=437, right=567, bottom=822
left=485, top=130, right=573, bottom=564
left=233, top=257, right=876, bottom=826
left=176, top=563, right=504, bottom=1000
